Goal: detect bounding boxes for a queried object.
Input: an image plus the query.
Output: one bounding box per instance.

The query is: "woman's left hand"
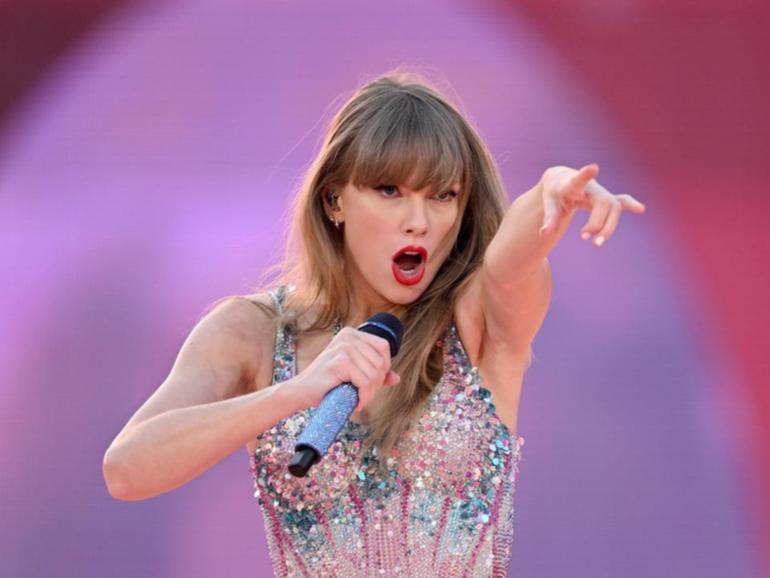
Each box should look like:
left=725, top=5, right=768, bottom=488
left=538, top=164, right=646, bottom=247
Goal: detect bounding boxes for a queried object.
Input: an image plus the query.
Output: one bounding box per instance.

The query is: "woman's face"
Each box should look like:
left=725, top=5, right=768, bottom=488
left=331, top=178, right=462, bottom=316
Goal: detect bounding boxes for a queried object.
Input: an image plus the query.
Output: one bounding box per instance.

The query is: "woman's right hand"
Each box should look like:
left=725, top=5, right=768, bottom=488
left=289, top=327, right=401, bottom=412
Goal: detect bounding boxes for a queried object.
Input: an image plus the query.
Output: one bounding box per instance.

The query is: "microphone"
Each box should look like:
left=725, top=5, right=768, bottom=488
left=288, top=312, right=403, bottom=477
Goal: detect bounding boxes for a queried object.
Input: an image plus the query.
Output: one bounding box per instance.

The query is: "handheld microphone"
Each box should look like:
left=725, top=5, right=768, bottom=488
left=288, top=312, right=403, bottom=477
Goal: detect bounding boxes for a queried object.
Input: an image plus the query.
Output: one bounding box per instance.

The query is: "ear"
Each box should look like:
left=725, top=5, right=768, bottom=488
left=325, top=190, right=345, bottom=224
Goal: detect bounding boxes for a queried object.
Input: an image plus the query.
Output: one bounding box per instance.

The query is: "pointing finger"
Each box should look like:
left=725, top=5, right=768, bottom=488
left=617, top=194, right=646, bottom=213
left=572, top=164, right=600, bottom=189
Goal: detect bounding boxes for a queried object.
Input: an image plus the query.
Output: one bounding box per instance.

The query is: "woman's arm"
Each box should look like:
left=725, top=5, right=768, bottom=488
left=102, top=379, right=303, bottom=501
left=484, top=182, right=572, bottom=289
left=101, top=297, right=304, bottom=502
left=480, top=183, right=560, bottom=359
left=481, top=165, right=646, bottom=355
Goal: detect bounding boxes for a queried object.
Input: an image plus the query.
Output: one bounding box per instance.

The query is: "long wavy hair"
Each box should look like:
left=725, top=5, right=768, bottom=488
left=249, top=69, right=508, bottom=466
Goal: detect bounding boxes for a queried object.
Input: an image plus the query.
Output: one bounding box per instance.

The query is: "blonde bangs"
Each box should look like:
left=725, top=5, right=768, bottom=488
left=346, top=94, right=469, bottom=198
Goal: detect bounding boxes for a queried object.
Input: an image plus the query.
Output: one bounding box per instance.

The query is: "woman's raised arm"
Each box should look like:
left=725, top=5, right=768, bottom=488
left=481, top=164, right=646, bottom=356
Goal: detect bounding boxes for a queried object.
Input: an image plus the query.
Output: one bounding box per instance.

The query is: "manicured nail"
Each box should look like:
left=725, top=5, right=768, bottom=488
left=581, top=232, right=591, bottom=241
left=594, top=236, right=605, bottom=247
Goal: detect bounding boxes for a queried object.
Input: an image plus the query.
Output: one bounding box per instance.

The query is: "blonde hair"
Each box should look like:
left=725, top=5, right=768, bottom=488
left=251, top=69, right=508, bottom=467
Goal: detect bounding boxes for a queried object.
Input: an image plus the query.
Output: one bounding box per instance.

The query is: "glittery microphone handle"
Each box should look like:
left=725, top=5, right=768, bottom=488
left=293, top=382, right=357, bottom=460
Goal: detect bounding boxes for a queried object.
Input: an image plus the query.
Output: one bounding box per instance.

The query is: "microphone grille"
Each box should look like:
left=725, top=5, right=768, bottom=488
left=357, top=313, right=404, bottom=357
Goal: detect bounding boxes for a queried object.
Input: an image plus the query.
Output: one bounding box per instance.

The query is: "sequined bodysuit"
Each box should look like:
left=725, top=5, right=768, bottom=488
left=248, top=286, right=525, bottom=577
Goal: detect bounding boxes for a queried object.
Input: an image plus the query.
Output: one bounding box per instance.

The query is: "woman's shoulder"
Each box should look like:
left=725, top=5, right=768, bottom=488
left=234, top=289, right=287, bottom=351
left=240, top=288, right=282, bottom=315
left=204, top=291, right=279, bottom=332
left=246, top=284, right=332, bottom=333
left=198, top=290, right=285, bottom=396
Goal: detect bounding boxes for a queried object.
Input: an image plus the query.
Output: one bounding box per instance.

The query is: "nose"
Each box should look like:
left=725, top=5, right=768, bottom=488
left=402, top=198, right=429, bottom=236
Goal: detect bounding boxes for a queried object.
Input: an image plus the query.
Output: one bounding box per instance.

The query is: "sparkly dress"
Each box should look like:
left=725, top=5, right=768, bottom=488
left=248, top=286, right=526, bottom=577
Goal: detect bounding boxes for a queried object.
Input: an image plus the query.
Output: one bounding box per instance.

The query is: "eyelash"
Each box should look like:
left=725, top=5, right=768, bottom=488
left=375, top=185, right=458, bottom=202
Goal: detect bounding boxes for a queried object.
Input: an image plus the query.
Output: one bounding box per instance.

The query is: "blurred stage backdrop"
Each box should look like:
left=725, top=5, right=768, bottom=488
left=1, top=1, right=768, bottom=577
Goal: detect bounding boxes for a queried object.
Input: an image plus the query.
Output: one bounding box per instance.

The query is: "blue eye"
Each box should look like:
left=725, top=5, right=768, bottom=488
left=375, top=185, right=399, bottom=198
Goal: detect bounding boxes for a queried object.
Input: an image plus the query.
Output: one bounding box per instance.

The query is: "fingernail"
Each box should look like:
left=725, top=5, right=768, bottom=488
left=581, top=232, right=591, bottom=241
left=539, top=224, right=548, bottom=236
left=594, top=236, right=605, bottom=247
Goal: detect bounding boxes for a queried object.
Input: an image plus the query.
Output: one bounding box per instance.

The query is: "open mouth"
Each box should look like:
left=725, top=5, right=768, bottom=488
left=394, top=252, right=422, bottom=271
left=391, top=246, right=427, bottom=286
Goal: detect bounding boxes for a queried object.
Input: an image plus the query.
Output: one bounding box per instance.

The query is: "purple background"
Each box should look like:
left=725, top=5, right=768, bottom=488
left=0, top=1, right=762, bottom=577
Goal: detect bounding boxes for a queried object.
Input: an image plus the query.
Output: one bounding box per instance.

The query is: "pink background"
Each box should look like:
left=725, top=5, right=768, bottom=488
left=1, top=1, right=767, bottom=576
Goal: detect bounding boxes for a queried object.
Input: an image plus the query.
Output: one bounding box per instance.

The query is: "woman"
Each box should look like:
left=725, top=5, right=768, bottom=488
left=103, top=70, right=646, bottom=577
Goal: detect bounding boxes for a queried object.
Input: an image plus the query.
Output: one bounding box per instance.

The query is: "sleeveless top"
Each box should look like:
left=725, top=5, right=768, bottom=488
left=248, top=285, right=526, bottom=577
